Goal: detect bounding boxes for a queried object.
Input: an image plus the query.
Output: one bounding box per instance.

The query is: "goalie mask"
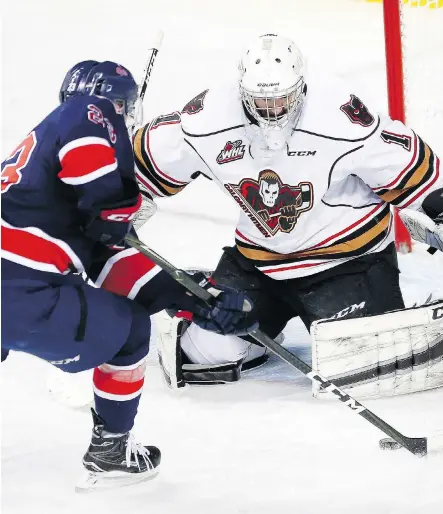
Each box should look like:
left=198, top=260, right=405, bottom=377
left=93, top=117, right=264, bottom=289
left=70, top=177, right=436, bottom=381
left=239, top=34, right=306, bottom=151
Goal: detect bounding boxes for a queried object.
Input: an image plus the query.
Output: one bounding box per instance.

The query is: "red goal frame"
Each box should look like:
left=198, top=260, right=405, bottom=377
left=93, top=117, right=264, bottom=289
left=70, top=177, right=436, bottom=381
left=382, top=0, right=413, bottom=253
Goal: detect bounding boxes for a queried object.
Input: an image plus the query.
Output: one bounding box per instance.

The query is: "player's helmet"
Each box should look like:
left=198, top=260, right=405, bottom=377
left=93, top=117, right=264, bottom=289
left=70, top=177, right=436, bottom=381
left=59, top=60, right=142, bottom=127
left=239, top=34, right=306, bottom=149
left=59, top=60, right=100, bottom=103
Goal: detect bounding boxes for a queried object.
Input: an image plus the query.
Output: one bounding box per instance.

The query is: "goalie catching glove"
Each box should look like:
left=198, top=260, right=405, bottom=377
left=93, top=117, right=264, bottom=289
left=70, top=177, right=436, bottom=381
left=399, top=210, right=443, bottom=252
left=399, top=188, right=443, bottom=252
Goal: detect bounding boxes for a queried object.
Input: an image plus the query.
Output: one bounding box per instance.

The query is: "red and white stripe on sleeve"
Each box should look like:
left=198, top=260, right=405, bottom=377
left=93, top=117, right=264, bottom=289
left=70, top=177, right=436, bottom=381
left=1, top=219, right=84, bottom=274
left=58, top=136, right=117, bottom=185
left=95, top=247, right=162, bottom=299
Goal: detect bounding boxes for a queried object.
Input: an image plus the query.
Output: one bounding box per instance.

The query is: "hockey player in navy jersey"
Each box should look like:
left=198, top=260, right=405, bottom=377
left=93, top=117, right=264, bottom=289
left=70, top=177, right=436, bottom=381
left=1, top=60, right=256, bottom=490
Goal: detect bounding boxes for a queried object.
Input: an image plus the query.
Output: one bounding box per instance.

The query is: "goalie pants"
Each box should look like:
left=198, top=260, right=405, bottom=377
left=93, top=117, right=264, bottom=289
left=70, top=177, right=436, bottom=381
left=211, top=242, right=405, bottom=341
left=1, top=260, right=152, bottom=433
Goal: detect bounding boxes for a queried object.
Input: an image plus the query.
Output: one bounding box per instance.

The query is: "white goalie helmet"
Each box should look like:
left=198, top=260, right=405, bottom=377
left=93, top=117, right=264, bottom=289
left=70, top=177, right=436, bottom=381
left=239, top=34, right=306, bottom=150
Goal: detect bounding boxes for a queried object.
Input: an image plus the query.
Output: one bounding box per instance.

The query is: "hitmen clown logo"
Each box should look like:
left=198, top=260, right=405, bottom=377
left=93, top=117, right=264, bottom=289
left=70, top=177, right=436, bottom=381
left=225, top=170, right=314, bottom=237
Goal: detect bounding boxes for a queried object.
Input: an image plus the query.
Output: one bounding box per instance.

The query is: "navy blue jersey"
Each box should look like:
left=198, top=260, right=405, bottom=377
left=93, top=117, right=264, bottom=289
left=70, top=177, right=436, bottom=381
left=1, top=95, right=140, bottom=274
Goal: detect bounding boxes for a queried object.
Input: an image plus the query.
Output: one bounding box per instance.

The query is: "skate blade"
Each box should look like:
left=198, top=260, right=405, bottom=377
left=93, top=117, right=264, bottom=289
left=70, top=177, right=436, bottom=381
left=75, top=467, right=160, bottom=493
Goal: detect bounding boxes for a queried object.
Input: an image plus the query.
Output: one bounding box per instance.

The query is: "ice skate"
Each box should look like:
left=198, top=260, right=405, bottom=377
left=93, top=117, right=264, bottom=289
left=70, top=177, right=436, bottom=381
left=76, top=409, right=161, bottom=492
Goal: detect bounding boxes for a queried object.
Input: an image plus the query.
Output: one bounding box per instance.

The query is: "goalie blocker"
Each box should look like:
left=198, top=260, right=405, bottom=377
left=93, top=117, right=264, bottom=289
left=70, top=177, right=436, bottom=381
left=312, top=300, right=443, bottom=399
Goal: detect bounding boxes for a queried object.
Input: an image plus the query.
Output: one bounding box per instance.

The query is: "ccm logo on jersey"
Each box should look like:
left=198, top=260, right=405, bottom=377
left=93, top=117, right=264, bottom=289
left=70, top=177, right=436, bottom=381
left=287, top=149, right=317, bottom=157
left=432, top=307, right=443, bottom=320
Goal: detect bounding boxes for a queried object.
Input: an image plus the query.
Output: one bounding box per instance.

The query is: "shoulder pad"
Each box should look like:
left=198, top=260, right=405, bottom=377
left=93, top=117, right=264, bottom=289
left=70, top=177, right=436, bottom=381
left=299, top=75, right=380, bottom=141
left=180, top=81, right=245, bottom=136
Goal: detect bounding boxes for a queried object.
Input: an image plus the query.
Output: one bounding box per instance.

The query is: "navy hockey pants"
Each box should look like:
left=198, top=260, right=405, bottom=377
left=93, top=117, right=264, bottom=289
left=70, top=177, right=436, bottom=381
left=1, top=261, right=152, bottom=433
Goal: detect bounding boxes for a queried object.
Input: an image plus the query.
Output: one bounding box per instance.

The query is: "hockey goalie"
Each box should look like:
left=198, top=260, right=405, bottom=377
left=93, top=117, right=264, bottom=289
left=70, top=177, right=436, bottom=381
left=134, top=34, right=443, bottom=399
left=47, top=34, right=443, bottom=405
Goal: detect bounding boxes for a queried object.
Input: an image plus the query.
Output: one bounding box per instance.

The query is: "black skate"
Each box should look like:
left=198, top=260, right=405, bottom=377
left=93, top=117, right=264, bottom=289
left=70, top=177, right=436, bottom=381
left=76, top=409, right=161, bottom=492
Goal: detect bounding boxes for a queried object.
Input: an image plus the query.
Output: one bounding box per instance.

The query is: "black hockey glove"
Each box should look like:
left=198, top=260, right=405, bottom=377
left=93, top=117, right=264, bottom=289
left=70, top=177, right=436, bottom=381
left=192, top=284, right=258, bottom=336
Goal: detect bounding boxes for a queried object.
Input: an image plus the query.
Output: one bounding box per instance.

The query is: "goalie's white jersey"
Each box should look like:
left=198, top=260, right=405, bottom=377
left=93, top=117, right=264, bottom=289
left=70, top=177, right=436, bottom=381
left=134, top=77, right=441, bottom=280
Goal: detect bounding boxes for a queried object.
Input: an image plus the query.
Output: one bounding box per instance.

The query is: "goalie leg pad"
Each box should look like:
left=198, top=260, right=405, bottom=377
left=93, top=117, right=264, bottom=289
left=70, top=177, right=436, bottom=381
left=311, top=300, right=443, bottom=399
left=154, top=311, right=269, bottom=388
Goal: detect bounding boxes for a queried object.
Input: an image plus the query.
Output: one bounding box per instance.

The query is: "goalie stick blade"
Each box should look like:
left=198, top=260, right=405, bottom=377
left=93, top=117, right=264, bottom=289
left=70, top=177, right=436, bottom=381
left=379, top=437, right=427, bottom=456
left=75, top=467, right=160, bottom=493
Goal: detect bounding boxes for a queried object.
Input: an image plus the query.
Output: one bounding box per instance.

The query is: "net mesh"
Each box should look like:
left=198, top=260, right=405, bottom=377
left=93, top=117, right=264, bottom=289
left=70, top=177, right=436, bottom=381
left=400, top=1, right=443, bottom=156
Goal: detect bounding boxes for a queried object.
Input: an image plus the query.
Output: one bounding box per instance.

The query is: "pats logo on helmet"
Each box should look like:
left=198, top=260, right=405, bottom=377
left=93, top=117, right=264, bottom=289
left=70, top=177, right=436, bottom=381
left=116, top=66, right=129, bottom=76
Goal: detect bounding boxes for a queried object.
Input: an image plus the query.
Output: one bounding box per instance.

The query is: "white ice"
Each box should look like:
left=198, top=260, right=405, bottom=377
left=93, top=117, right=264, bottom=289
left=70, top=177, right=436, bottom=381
left=2, top=1, right=443, bottom=512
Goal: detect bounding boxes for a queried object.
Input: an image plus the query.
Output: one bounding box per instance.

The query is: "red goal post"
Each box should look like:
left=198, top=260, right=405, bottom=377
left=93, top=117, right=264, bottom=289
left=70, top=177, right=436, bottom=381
left=364, top=0, right=442, bottom=253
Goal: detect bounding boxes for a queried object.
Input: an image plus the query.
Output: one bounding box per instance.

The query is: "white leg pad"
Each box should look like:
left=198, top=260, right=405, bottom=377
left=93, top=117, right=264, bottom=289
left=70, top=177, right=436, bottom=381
left=180, top=323, right=266, bottom=366
left=153, top=310, right=268, bottom=389
left=154, top=311, right=187, bottom=390
left=311, top=300, right=443, bottom=399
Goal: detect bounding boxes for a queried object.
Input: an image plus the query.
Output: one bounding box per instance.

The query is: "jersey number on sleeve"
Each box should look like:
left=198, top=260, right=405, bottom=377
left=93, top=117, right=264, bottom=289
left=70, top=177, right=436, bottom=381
left=150, top=112, right=181, bottom=129
left=380, top=130, right=412, bottom=151
left=87, top=104, right=117, bottom=144
left=1, top=131, right=37, bottom=193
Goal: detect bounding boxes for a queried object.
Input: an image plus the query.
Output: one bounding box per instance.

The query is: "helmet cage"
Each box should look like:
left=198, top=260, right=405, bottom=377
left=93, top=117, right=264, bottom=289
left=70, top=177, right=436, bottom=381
left=241, top=76, right=305, bottom=129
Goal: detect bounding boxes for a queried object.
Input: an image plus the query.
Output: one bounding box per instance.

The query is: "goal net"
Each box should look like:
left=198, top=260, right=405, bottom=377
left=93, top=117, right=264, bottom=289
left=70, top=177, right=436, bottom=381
left=366, top=0, right=443, bottom=251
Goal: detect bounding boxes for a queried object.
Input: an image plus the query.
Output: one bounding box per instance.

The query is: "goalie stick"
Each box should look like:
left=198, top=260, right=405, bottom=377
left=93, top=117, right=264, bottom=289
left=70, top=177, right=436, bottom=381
left=125, top=233, right=428, bottom=457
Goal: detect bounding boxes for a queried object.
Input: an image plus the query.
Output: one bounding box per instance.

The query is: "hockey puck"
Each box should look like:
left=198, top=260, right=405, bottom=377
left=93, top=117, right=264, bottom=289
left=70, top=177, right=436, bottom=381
left=379, top=438, right=403, bottom=450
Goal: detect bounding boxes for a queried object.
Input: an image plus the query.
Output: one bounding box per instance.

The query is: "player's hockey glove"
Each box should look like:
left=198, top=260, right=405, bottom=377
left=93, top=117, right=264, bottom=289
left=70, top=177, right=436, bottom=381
left=192, top=284, right=258, bottom=337
left=399, top=189, right=443, bottom=252
left=83, top=193, right=142, bottom=247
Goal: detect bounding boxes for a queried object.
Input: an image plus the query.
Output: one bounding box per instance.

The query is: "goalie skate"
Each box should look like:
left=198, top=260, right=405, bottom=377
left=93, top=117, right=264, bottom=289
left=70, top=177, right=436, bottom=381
left=76, top=409, right=161, bottom=493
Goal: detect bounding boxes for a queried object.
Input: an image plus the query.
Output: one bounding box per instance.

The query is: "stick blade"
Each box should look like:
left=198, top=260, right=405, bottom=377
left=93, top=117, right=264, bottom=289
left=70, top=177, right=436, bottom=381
left=379, top=436, right=427, bottom=456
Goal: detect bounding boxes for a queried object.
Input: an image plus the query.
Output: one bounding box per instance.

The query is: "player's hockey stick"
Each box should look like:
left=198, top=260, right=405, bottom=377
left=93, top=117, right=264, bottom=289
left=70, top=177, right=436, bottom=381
left=138, top=29, right=164, bottom=103
left=125, top=233, right=427, bottom=457
left=129, top=29, right=164, bottom=135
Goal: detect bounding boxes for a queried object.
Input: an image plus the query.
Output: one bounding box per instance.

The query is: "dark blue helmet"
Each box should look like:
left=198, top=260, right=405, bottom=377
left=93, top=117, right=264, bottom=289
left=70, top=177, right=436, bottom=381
left=59, top=60, right=140, bottom=122
left=59, top=60, right=99, bottom=103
